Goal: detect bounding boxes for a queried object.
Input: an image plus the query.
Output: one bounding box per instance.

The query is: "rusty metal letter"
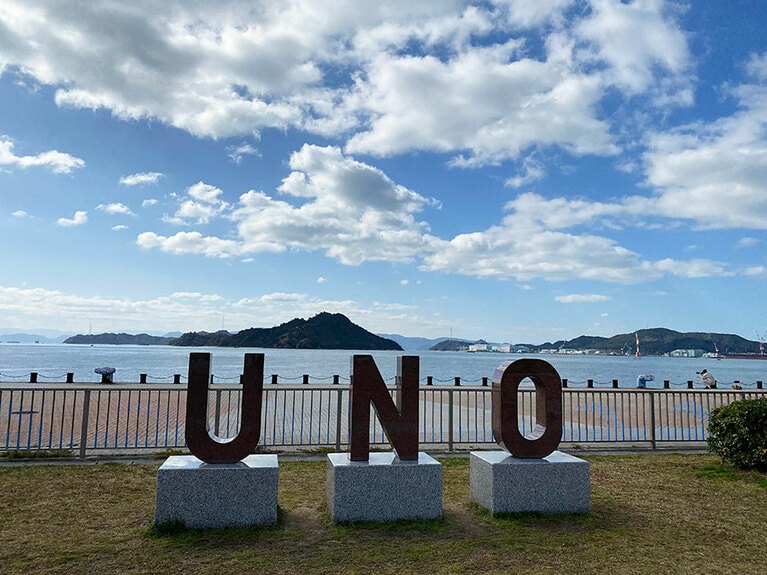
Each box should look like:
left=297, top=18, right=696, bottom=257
left=350, top=355, right=419, bottom=461
left=492, top=358, right=562, bottom=458
left=185, top=352, right=264, bottom=464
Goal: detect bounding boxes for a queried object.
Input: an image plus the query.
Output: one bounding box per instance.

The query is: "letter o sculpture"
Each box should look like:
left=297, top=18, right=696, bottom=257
left=492, top=358, right=563, bottom=458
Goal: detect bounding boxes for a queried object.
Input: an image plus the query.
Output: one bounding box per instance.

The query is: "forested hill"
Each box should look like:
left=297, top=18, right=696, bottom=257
left=171, top=312, right=403, bottom=350
left=543, top=328, right=758, bottom=355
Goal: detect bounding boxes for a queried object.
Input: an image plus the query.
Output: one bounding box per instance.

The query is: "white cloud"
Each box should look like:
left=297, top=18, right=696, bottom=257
left=0, top=1, right=691, bottom=167
left=57, top=211, right=88, bottom=227
left=643, top=84, right=767, bottom=229
left=12, top=210, right=29, bottom=218
left=555, top=294, right=611, bottom=303
left=142, top=199, right=158, bottom=207
left=111, top=225, right=128, bottom=231
left=317, top=276, right=326, bottom=284
left=737, top=237, right=759, bottom=248
left=227, top=143, right=260, bottom=164
left=746, top=51, right=767, bottom=81
left=136, top=231, right=241, bottom=258
left=97, top=203, right=135, bottom=216
left=119, top=172, right=164, bottom=186
left=0, top=136, right=85, bottom=174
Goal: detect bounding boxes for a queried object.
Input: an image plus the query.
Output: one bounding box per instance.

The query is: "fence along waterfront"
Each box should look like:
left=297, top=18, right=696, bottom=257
left=2, top=378, right=764, bottom=458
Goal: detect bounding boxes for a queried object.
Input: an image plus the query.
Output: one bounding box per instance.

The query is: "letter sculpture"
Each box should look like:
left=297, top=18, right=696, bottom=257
left=492, top=358, right=562, bottom=458
left=185, top=352, right=264, bottom=464
left=350, top=355, right=419, bottom=461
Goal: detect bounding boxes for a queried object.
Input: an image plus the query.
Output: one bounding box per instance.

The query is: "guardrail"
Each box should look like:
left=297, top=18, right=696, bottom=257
left=1, top=383, right=763, bottom=458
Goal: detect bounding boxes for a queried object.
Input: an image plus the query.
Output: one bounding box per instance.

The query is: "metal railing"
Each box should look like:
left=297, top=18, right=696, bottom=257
left=1, top=382, right=764, bottom=458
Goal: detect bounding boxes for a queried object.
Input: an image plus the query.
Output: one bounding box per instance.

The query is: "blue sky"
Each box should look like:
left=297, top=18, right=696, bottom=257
left=1, top=1, right=766, bottom=344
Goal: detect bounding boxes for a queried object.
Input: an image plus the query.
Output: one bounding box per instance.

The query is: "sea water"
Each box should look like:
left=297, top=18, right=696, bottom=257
left=1, top=343, right=765, bottom=388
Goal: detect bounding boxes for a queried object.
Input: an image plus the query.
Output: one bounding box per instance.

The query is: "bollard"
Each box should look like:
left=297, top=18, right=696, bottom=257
left=426, top=376, right=433, bottom=386
left=454, top=376, right=461, bottom=386
left=333, top=374, right=340, bottom=385
left=173, top=374, right=181, bottom=384
left=66, top=373, right=74, bottom=384
left=210, top=374, right=214, bottom=385
left=30, top=372, right=38, bottom=383
left=271, top=374, right=278, bottom=385
left=562, top=378, right=567, bottom=388
left=140, top=374, right=147, bottom=384
left=758, top=381, right=763, bottom=389
left=663, top=380, right=670, bottom=389
left=100, top=373, right=111, bottom=384
left=482, top=376, right=488, bottom=387
left=302, top=374, right=310, bottom=385
left=587, top=379, right=593, bottom=388
left=686, top=380, right=692, bottom=389
left=612, top=379, right=618, bottom=388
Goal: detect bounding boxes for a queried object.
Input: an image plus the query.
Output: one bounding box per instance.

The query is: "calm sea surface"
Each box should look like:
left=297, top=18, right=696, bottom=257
left=1, top=344, right=766, bottom=388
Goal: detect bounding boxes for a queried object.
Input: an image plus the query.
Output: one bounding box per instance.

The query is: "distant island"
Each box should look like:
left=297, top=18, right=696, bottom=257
left=64, top=313, right=402, bottom=351
left=63, top=333, right=175, bottom=345
left=59, top=321, right=763, bottom=356
left=428, top=328, right=760, bottom=357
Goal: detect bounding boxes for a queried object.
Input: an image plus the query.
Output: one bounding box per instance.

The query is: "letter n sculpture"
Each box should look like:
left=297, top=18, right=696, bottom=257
left=326, top=355, right=442, bottom=523
left=470, top=358, right=590, bottom=514
left=154, top=353, right=278, bottom=528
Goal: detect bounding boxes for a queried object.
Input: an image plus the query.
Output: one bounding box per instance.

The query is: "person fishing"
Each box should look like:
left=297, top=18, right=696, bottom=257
left=697, top=368, right=717, bottom=389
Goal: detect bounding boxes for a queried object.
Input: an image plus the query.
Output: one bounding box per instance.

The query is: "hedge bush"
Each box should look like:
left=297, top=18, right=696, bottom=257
left=707, top=398, right=767, bottom=471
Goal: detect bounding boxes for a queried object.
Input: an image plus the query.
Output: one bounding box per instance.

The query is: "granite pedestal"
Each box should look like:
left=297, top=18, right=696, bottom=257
left=155, top=454, right=278, bottom=528
left=470, top=450, right=590, bottom=515
left=326, top=452, right=442, bottom=523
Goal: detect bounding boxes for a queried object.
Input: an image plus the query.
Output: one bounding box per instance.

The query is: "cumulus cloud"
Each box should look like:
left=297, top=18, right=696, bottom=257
left=643, top=84, right=767, bottom=229
left=12, top=210, right=29, bottom=218
left=119, top=172, right=164, bottom=186
left=97, top=203, right=135, bottom=216
left=57, top=211, right=88, bottom=227
left=0, top=137, right=85, bottom=174
left=0, top=1, right=691, bottom=167
left=227, top=143, right=259, bottom=164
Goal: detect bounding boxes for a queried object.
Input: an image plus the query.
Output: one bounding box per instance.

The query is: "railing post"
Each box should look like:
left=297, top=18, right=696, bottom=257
left=214, top=389, right=222, bottom=436
left=79, top=389, right=91, bottom=460
left=448, top=388, right=454, bottom=452
left=649, top=391, right=656, bottom=450
left=335, top=388, right=343, bottom=452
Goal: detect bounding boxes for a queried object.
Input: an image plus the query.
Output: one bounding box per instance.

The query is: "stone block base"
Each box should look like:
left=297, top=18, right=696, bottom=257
left=154, top=455, right=278, bottom=528
left=326, top=452, right=442, bottom=523
left=470, top=450, right=590, bottom=515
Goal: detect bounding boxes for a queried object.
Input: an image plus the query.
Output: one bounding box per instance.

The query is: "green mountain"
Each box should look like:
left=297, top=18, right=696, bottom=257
left=171, top=312, right=403, bottom=350
left=557, top=328, right=757, bottom=356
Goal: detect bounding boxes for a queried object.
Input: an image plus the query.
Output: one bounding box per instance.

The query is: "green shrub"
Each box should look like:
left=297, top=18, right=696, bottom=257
left=707, top=398, right=767, bottom=471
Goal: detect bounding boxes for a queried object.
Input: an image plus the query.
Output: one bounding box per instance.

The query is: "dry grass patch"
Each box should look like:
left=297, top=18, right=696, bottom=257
left=1, top=454, right=766, bottom=574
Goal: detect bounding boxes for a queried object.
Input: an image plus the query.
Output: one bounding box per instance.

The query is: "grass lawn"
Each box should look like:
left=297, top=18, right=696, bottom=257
left=1, top=454, right=766, bottom=574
